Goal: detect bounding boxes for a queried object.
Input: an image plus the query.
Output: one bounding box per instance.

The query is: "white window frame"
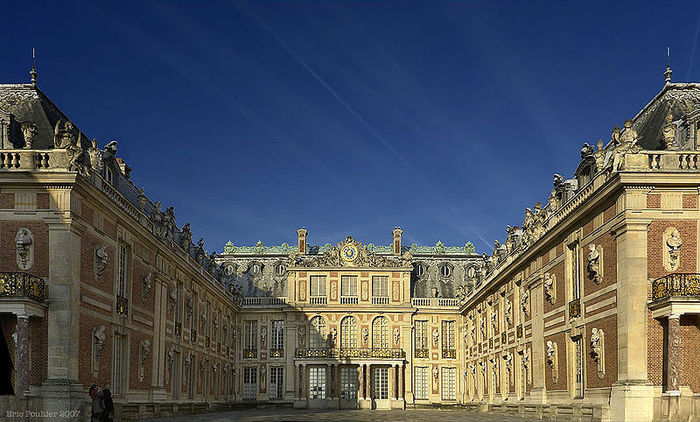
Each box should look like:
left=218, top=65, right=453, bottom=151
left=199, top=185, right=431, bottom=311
left=415, top=366, right=428, bottom=400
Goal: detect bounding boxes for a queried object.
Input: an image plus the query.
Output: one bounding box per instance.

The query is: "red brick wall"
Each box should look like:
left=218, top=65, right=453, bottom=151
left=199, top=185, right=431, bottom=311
left=0, top=221, right=49, bottom=277
left=81, top=232, right=114, bottom=294
left=647, top=309, right=664, bottom=386
left=1, top=315, right=17, bottom=389
left=29, top=317, right=47, bottom=385
left=129, top=332, right=152, bottom=391
left=682, top=194, right=698, bottom=209
left=647, top=220, right=698, bottom=279
left=586, top=315, right=617, bottom=388
left=603, top=202, right=617, bottom=223
left=544, top=332, right=567, bottom=391
left=544, top=262, right=565, bottom=314
left=680, top=315, right=700, bottom=392
left=0, top=193, right=14, bottom=209
left=647, top=194, right=661, bottom=209
left=78, top=314, right=112, bottom=387
left=36, top=193, right=49, bottom=209
left=132, top=261, right=155, bottom=311
left=584, top=232, right=616, bottom=293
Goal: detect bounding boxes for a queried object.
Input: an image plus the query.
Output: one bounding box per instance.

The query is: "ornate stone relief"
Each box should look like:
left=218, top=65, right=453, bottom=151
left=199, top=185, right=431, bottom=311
left=544, top=273, right=556, bottom=304
left=200, top=310, right=207, bottom=328
left=91, top=325, right=106, bottom=376
left=393, top=327, right=400, bottom=345
left=260, top=365, right=267, bottom=390
left=504, top=298, right=512, bottom=326
left=20, top=122, right=37, bottom=149
left=502, top=353, right=513, bottom=385
left=521, top=348, right=531, bottom=384
left=489, top=357, right=498, bottom=387
left=521, top=289, right=530, bottom=317
left=432, top=366, right=439, bottom=390
left=330, top=328, right=338, bottom=347
left=432, top=328, right=439, bottom=347
left=260, top=327, right=267, bottom=348
left=138, top=339, right=151, bottom=382
left=490, top=311, right=498, bottom=334
left=590, top=328, right=605, bottom=379
left=142, top=273, right=153, bottom=301
left=291, top=236, right=402, bottom=268
left=362, top=327, right=369, bottom=346
left=587, top=244, right=603, bottom=284
left=166, top=346, right=175, bottom=370
left=297, top=327, right=305, bottom=347
left=15, top=228, right=34, bottom=271
left=664, top=228, right=682, bottom=271
left=185, top=298, right=193, bottom=320
left=546, top=341, right=558, bottom=383
left=167, top=287, right=177, bottom=310
left=662, top=109, right=678, bottom=150
left=94, top=244, right=108, bottom=280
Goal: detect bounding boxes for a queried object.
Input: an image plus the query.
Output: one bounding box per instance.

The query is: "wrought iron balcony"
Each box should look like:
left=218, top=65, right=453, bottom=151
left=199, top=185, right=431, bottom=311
left=415, top=348, right=430, bottom=358
left=442, top=349, right=456, bottom=359
left=652, top=273, right=700, bottom=301
left=116, top=295, right=128, bottom=316
left=0, top=272, right=46, bottom=302
left=295, top=347, right=406, bottom=360
left=243, top=349, right=257, bottom=359
left=191, top=329, right=197, bottom=342
left=174, top=322, right=182, bottom=337
left=270, top=348, right=284, bottom=358
left=569, top=298, right=581, bottom=318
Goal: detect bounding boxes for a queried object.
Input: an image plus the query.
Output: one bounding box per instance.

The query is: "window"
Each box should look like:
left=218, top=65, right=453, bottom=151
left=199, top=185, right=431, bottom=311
left=117, top=244, right=128, bottom=296
left=244, top=320, right=257, bottom=357
left=414, top=367, right=428, bottom=399
left=243, top=367, right=257, bottom=400
left=309, top=367, right=326, bottom=399
left=269, top=367, right=284, bottom=399
left=340, top=367, right=358, bottom=399
left=309, top=316, right=326, bottom=348
left=415, top=320, right=429, bottom=354
left=442, top=320, right=456, bottom=358
left=105, top=166, right=114, bottom=185
left=372, top=317, right=389, bottom=349
left=416, top=264, right=425, bottom=277
left=372, top=276, right=388, bottom=297
left=340, top=316, right=358, bottom=349
left=373, top=367, right=389, bottom=400
left=112, top=334, right=124, bottom=395
left=570, top=243, right=581, bottom=300
left=341, top=275, right=357, bottom=296
left=271, top=320, right=284, bottom=356
left=310, top=275, right=327, bottom=297
left=440, top=265, right=451, bottom=277
left=250, top=263, right=261, bottom=275
left=276, top=264, right=286, bottom=276
left=441, top=367, right=456, bottom=400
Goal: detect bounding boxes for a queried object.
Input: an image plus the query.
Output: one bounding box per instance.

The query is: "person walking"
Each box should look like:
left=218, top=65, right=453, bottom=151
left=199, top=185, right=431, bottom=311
left=100, top=386, right=114, bottom=422
left=89, top=385, right=104, bottom=422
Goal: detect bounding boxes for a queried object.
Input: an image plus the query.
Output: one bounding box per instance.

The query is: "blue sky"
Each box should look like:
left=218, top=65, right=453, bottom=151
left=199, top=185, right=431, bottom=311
left=3, top=1, right=700, bottom=253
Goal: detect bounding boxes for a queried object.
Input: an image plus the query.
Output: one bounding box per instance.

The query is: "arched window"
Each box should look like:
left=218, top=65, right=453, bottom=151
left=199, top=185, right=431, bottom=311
left=440, top=264, right=451, bottom=277
left=340, top=316, right=357, bottom=349
left=309, top=316, right=326, bottom=348
left=372, top=316, right=389, bottom=349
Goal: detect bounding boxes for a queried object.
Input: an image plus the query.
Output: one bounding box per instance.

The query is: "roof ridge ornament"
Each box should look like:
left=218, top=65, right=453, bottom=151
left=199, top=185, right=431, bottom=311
left=30, top=48, right=38, bottom=87
left=664, top=46, right=672, bottom=84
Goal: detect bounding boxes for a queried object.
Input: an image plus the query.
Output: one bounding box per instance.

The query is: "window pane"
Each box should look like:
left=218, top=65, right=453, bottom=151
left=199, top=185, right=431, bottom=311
left=372, top=276, right=388, bottom=297
left=373, top=367, right=388, bottom=400
left=415, top=367, right=428, bottom=399
left=341, top=316, right=357, bottom=349
left=341, top=276, right=357, bottom=296
left=310, top=316, right=326, bottom=348
left=340, top=367, right=358, bottom=400
left=309, top=367, right=326, bottom=399
left=372, top=317, right=388, bottom=348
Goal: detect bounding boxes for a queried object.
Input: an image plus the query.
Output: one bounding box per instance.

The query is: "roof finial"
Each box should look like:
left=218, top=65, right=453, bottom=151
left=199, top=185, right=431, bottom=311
left=30, top=48, right=38, bottom=87
left=664, top=46, right=672, bottom=84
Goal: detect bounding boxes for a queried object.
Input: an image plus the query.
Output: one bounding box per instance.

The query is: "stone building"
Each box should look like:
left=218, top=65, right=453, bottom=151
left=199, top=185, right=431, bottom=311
left=0, top=73, right=240, bottom=420
left=1, top=64, right=700, bottom=422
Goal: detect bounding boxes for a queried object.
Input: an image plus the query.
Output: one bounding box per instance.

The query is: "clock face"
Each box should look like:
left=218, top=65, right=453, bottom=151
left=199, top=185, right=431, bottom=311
left=342, top=244, right=358, bottom=262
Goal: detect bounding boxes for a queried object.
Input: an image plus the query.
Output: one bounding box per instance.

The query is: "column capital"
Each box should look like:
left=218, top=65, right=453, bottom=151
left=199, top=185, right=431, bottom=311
left=669, top=313, right=682, bottom=320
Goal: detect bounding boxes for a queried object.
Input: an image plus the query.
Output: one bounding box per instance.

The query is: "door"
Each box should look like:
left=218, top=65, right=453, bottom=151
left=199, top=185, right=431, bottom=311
left=339, top=366, right=358, bottom=409
left=308, top=366, right=327, bottom=408
left=372, top=366, right=390, bottom=409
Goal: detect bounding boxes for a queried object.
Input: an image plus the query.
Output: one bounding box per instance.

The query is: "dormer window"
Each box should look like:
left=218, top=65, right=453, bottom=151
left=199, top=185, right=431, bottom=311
left=416, top=264, right=425, bottom=277
left=440, top=265, right=452, bottom=277
left=250, top=263, right=261, bottom=275
left=105, top=167, right=114, bottom=185
left=275, top=264, right=286, bottom=276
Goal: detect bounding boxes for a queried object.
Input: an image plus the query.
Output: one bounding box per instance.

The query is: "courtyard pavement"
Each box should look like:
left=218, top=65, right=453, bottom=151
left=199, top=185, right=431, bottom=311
left=142, top=408, right=538, bottom=422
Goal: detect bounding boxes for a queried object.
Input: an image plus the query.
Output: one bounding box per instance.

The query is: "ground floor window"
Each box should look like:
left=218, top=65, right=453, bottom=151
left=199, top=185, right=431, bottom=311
left=243, top=367, right=257, bottom=400
left=112, top=334, right=124, bottom=395
left=374, top=367, right=389, bottom=400
left=309, top=366, right=326, bottom=399
left=415, top=366, right=428, bottom=399
left=340, top=367, right=358, bottom=400
left=269, top=367, right=284, bottom=399
left=441, top=367, right=456, bottom=400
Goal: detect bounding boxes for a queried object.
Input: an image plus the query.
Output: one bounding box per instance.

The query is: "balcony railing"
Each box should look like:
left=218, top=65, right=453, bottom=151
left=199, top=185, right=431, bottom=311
left=241, top=297, right=288, bottom=307
left=191, top=329, right=197, bottom=342
left=340, top=296, right=359, bottom=305
left=295, top=347, right=405, bottom=359
left=372, top=297, right=389, bottom=305
left=116, top=295, right=128, bottom=316
left=442, top=349, right=456, bottom=359
left=415, top=348, right=430, bottom=358
left=569, top=298, right=582, bottom=318
left=270, top=348, right=284, bottom=358
left=652, top=273, right=700, bottom=301
left=309, top=296, right=327, bottom=305
left=243, top=349, right=257, bottom=359
left=174, top=322, right=182, bottom=337
left=0, top=272, right=47, bottom=302
left=411, top=297, right=459, bottom=308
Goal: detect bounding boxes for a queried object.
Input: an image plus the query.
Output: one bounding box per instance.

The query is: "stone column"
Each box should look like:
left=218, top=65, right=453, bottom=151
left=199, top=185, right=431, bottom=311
left=666, top=314, right=681, bottom=394
left=611, top=219, right=654, bottom=422
left=358, top=365, right=364, bottom=399
left=15, top=315, right=30, bottom=396
left=150, top=274, right=167, bottom=401
left=366, top=364, right=372, bottom=399
left=294, top=364, right=300, bottom=399
left=390, top=365, right=396, bottom=399
left=327, top=363, right=332, bottom=398
left=398, top=364, right=405, bottom=399
left=300, top=364, right=306, bottom=399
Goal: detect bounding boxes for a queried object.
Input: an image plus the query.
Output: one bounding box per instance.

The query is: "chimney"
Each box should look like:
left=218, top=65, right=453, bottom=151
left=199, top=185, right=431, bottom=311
left=392, top=226, right=403, bottom=255
left=297, top=227, right=308, bottom=255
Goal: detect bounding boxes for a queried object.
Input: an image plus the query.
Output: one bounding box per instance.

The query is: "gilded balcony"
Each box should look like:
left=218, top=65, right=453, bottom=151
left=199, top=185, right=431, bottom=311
left=116, top=295, right=128, bottom=316
left=0, top=272, right=47, bottom=302
left=651, top=273, right=700, bottom=301
left=415, top=348, right=429, bottom=358
left=295, top=347, right=405, bottom=360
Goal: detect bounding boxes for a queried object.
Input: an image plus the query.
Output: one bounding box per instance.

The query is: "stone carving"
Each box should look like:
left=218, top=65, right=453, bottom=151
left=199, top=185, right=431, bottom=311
left=393, top=327, right=400, bottom=345
left=522, top=348, right=531, bottom=384
left=167, top=346, right=175, bottom=369
left=590, top=328, right=605, bottom=379
left=480, top=316, right=486, bottom=340
left=607, top=120, right=643, bottom=174
left=504, top=298, right=512, bottom=326
left=330, top=328, right=338, bottom=347
left=167, top=287, right=177, bottom=310
left=432, top=328, right=439, bottom=347
left=198, top=360, right=206, bottom=373
left=502, top=353, right=513, bottom=385
left=15, top=228, right=34, bottom=271
left=180, top=223, right=193, bottom=251
left=213, top=315, right=219, bottom=328
left=295, top=236, right=402, bottom=268
left=142, top=273, right=153, bottom=300
left=432, top=366, right=439, bottom=390
left=521, top=289, right=530, bottom=317
left=489, top=357, right=498, bottom=387
left=362, top=327, right=369, bottom=345
left=543, top=273, right=556, bottom=304
left=587, top=244, right=603, bottom=284
left=665, top=228, right=682, bottom=271
left=92, top=325, right=106, bottom=376
left=260, top=365, right=267, bottom=388
left=298, top=327, right=305, bottom=347
left=470, top=322, right=476, bottom=343
left=20, top=122, right=37, bottom=149
left=662, top=109, right=678, bottom=150
left=260, top=327, right=267, bottom=347
left=546, top=341, right=558, bottom=383
left=139, top=339, right=151, bottom=382
left=184, top=353, right=192, bottom=368
left=490, top=311, right=498, bottom=334
left=94, top=244, right=108, bottom=280
left=185, top=298, right=193, bottom=319
left=53, top=120, right=78, bottom=149
left=87, top=139, right=104, bottom=173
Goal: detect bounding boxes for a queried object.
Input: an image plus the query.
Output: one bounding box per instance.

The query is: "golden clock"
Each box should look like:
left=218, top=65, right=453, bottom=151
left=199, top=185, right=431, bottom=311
left=341, top=244, right=358, bottom=262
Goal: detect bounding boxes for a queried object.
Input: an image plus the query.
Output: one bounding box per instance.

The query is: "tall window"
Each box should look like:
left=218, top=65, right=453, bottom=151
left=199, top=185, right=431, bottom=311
left=441, top=367, right=456, bottom=400
left=309, top=316, right=326, bottom=348
left=340, top=275, right=358, bottom=304
left=414, top=367, right=428, bottom=399
left=442, top=320, right=456, bottom=358
left=372, top=317, right=389, bottom=348
left=372, top=276, right=388, bottom=297
left=269, top=367, right=284, bottom=399
left=570, top=243, right=581, bottom=300
left=117, top=244, right=128, bottom=296
left=271, top=320, right=284, bottom=356
left=373, top=367, right=389, bottom=399
left=310, top=275, right=327, bottom=297
left=340, top=367, right=358, bottom=399
left=415, top=320, right=429, bottom=350
left=112, top=334, right=124, bottom=395
left=309, top=367, right=327, bottom=399
left=243, top=367, right=257, bottom=400
left=340, top=316, right=357, bottom=349
left=244, top=320, right=257, bottom=357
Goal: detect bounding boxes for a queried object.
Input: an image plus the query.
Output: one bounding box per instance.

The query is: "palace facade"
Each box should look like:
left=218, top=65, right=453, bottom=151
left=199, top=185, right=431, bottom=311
left=1, top=66, right=700, bottom=422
